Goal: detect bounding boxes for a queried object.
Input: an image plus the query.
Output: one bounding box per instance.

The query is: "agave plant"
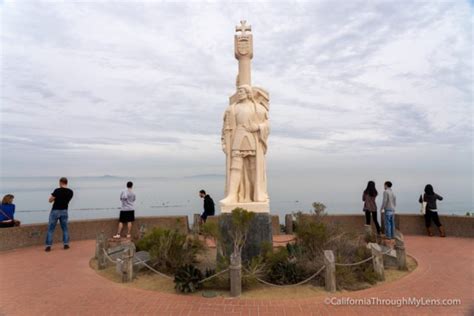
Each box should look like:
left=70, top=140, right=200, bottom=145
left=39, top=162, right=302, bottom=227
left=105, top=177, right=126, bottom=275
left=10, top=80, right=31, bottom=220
left=174, top=264, right=203, bottom=293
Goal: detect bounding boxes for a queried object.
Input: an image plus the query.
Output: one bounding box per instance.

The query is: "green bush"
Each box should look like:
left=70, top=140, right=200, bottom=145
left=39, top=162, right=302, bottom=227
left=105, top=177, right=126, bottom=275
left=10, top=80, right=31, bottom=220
left=136, top=228, right=205, bottom=273
left=174, top=264, right=203, bottom=293
left=259, top=246, right=310, bottom=285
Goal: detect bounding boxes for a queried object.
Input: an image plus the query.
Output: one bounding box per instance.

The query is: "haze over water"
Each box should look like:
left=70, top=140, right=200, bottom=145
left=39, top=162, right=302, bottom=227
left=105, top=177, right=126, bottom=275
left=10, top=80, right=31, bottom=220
left=1, top=173, right=470, bottom=225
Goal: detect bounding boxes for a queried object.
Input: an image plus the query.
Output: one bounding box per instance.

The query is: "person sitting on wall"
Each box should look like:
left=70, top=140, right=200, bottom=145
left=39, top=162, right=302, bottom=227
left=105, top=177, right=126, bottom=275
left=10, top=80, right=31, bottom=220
left=0, top=194, right=21, bottom=228
left=199, top=190, right=215, bottom=224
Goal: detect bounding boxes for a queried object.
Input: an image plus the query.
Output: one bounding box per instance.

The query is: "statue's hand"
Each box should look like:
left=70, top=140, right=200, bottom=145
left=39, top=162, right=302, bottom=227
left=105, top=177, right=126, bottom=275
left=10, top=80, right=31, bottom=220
left=246, top=123, right=259, bottom=133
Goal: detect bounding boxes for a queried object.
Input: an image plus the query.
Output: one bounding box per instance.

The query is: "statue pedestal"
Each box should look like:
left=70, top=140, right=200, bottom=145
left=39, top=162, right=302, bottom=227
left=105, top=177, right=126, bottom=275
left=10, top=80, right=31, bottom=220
left=218, top=212, right=273, bottom=263
left=220, top=201, right=270, bottom=213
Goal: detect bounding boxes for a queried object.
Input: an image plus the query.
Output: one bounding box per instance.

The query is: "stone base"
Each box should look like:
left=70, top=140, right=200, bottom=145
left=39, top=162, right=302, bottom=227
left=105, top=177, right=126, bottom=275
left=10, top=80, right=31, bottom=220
left=218, top=213, right=273, bottom=263
left=220, top=201, right=270, bottom=213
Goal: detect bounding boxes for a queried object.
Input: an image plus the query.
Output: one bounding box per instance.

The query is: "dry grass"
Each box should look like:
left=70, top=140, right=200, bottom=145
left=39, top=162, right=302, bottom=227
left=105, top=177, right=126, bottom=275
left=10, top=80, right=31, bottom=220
left=90, top=254, right=417, bottom=299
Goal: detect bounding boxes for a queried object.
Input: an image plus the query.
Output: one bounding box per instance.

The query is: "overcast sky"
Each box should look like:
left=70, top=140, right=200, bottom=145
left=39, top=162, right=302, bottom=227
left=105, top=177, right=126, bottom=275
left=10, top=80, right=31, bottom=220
left=1, top=0, right=472, bottom=191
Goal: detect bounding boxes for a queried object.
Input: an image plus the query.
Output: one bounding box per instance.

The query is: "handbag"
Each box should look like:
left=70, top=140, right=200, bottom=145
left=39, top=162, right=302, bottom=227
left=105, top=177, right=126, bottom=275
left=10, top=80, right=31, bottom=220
left=420, top=195, right=427, bottom=215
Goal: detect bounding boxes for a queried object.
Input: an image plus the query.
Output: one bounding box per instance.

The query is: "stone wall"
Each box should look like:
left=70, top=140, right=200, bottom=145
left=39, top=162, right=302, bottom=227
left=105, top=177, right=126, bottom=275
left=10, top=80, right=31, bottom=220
left=195, top=214, right=281, bottom=235
left=285, top=214, right=474, bottom=238
left=0, top=216, right=189, bottom=251
left=1, top=213, right=472, bottom=251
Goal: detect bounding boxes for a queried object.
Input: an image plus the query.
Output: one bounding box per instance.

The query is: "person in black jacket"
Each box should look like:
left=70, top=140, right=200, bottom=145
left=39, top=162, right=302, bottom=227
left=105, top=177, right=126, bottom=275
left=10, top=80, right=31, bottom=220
left=199, top=190, right=215, bottom=224
left=419, top=184, right=445, bottom=237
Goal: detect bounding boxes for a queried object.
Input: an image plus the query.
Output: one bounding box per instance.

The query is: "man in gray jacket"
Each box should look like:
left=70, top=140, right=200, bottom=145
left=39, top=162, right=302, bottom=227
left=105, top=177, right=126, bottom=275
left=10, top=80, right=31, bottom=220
left=380, top=181, right=396, bottom=239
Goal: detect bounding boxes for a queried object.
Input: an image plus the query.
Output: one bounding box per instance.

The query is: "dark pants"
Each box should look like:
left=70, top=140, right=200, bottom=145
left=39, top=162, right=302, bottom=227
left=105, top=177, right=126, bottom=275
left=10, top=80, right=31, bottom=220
left=364, top=210, right=381, bottom=234
left=424, top=209, right=442, bottom=228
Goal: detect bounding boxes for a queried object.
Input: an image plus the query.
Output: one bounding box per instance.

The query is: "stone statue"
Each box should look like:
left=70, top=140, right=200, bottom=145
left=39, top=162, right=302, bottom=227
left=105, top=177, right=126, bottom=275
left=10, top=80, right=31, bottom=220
left=220, top=21, right=270, bottom=213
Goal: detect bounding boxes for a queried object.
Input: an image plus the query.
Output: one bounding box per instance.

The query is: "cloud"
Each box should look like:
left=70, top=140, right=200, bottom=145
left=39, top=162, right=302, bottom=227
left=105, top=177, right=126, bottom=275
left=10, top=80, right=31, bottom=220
left=0, top=0, right=472, bottom=178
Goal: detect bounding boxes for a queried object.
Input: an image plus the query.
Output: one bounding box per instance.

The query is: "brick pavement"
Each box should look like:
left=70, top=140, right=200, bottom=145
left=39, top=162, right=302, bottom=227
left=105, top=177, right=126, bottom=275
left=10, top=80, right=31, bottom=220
left=0, top=235, right=472, bottom=315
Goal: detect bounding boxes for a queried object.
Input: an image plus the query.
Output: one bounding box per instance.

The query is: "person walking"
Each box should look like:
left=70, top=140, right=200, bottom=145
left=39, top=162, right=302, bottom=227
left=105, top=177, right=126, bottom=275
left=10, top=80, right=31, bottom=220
left=362, top=181, right=381, bottom=235
left=0, top=194, right=21, bottom=228
left=113, top=181, right=136, bottom=239
left=380, top=181, right=396, bottom=240
left=45, top=177, right=74, bottom=251
left=419, top=184, right=445, bottom=237
left=199, top=190, right=215, bottom=224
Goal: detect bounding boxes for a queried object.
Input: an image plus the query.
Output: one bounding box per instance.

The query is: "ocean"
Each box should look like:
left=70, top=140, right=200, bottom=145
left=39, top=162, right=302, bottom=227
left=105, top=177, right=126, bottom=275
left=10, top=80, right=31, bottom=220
left=0, top=175, right=471, bottom=225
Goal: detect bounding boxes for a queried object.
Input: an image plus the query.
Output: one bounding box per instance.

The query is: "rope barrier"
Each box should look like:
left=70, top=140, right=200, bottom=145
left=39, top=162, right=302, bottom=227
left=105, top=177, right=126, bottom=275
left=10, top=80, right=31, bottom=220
left=198, top=268, right=230, bottom=284
left=102, top=248, right=118, bottom=264
left=133, top=257, right=174, bottom=280
left=244, top=265, right=326, bottom=288
left=335, top=256, right=373, bottom=267
left=334, top=245, right=394, bottom=267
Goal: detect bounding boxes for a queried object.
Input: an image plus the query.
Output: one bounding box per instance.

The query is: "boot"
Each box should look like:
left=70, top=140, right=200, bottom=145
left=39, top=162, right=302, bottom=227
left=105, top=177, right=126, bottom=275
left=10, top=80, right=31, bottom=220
left=438, top=226, right=446, bottom=237
left=426, top=227, right=434, bottom=237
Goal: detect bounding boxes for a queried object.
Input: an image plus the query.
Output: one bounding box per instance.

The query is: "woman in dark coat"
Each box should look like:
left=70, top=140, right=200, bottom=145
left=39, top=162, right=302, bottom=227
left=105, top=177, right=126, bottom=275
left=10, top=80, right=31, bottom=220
left=363, top=181, right=381, bottom=235
left=419, top=184, right=445, bottom=237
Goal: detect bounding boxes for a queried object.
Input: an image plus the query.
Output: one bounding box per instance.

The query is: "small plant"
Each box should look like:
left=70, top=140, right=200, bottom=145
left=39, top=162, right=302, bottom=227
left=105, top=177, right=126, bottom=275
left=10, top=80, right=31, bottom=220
left=230, top=208, right=255, bottom=255
left=174, top=264, right=203, bottom=293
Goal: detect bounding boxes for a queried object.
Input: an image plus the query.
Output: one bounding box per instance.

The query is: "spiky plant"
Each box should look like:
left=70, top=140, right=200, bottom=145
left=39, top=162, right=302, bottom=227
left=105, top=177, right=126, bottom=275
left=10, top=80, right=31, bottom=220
left=174, top=264, right=203, bottom=293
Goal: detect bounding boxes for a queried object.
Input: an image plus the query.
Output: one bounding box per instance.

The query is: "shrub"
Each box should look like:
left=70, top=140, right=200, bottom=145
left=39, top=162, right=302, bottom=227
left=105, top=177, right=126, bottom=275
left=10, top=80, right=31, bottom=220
left=312, top=202, right=327, bottom=216
left=136, top=228, right=205, bottom=273
left=260, top=246, right=311, bottom=285
left=174, top=264, right=203, bottom=293
left=335, top=246, right=378, bottom=290
left=294, top=211, right=381, bottom=290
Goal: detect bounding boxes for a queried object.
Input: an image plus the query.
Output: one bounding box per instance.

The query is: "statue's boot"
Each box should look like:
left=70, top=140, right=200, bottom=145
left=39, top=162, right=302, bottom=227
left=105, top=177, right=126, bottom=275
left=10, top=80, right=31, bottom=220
left=220, top=168, right=241, bottom=205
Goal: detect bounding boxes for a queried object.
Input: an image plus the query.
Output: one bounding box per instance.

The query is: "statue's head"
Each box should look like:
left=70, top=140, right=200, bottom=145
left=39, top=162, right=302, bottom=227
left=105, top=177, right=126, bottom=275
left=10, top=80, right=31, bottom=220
left=237, top=84, right=252, bottom=101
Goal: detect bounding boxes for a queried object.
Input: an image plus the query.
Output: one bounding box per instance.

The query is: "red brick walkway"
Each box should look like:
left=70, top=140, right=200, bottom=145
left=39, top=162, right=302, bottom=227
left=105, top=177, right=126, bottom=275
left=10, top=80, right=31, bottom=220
left=0, top=236, right=472, bottom=315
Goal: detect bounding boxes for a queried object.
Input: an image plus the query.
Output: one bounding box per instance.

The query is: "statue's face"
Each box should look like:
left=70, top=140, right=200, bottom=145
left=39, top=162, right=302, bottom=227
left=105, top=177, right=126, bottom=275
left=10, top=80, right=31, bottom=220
left=237, top=88, right=248, bottom=101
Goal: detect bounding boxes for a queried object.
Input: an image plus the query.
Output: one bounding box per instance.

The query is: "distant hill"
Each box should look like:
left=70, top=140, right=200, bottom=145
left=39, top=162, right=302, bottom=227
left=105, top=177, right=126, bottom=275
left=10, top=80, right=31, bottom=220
left=183, top=174, right=225, bottom=179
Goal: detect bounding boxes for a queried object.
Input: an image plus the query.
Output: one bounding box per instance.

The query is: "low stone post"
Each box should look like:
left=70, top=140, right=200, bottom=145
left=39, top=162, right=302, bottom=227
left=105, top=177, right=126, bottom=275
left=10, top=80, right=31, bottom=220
left=96, top=232, right=107, bottom=270
left=229, top=252, right=242, bottom=297
left=370, top=243, right=385, bottom=281
left=193, top=214, right=201, bottom=234
left=121, top=243, right=136, bottom=283
left=364, top=224, right=372, bottom=240
left=139, top=224, right=147, bottom=239
left=324, top=250, right=336, bottom=292
left=285, top=214, right=293, bottom=235
left=395, top=231, right=407, bottom=270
